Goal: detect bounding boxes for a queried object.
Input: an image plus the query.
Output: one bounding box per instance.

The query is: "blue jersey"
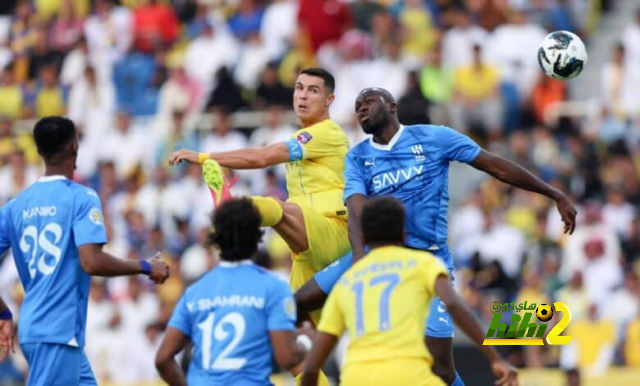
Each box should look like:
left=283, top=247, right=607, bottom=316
left=169, top=261, right=296, bottom=386
left=0, top=176, right=107, bottom=348
left=344, top=125, right=480, bottom=269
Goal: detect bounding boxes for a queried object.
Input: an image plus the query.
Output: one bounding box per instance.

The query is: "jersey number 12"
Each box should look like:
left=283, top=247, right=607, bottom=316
left=197, top=312, right=247, bottom=371
left=351, top=273, right=400, bottom=336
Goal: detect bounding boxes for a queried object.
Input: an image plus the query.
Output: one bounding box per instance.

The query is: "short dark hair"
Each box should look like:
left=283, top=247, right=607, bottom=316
left=361, top=196, right=405, bottom=245
left=33, top=116, right=77, bottom=159
left=209, top=198, right=264, bottom=261
left=300, top=68, right=335, bottom=93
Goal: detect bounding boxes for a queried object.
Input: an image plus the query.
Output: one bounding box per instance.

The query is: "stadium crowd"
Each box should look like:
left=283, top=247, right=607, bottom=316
left=0, top=0, right=639, bottom=384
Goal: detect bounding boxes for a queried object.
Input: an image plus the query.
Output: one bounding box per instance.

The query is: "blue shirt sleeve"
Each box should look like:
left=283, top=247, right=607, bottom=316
left=266, top=278, right=296, bottom=331
left=0, top=205, right=11, bottom=256
left=284, top=138, right=304, bottom=162
left=343, top=151, right=367, bottom=202
left=433, top=126, right=481, bottom=163
left=72, top=189, right=108, bottom=247
left=168, top=294, right=192, bottom=336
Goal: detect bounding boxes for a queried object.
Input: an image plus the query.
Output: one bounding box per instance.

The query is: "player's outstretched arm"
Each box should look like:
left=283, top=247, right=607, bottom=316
left=155, top=327, right=189, bottom=386
left=78, top=245, right=169, bottom=284
left=469, top=150, right=577, bottom=234
left=300, top=331, right=338, bottom=386
left=435, top=276, right=518, bottom=386
left=346, top=194, right=367, bottom=261
left=168, top=142, right=291, bottom=170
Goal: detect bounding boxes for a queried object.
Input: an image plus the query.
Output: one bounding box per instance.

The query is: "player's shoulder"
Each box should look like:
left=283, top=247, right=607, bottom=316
left=403, top=123, right=454, bottom=138
left=67, top=182, right=101, bottom=202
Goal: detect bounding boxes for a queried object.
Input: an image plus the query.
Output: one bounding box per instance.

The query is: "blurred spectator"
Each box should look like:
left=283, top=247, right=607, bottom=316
left=254, top=63, right=293, bottom=109
left=68, top=65, right=116, bottom=141
left=602, top=187, right=635, bottom=240
left=235, top=32, right=269, bottom=90
left=350, top=0, right=383, bottom=32
left=228, top=0, right=265, bottom=40
left=9, top=0, right=38, bottom=83
left=449, top=44, right=502, bottom=137
left=260, top=0, right=297, bottom=61
left=556, top=271, right=590, bottom=321
left=27, top=26, right=64, bottom=81
left=155, top=109, right=198, bottom=170
left=297, top=0, right=352, bottom=53
left=625, top=315, right=640, bottom=366
left=0, top=117, right=37, bottom=166
left=441, top=4, right=488, bottom=69
left=605, top=272, right=640, bottom=333
left=206, top=66, right=248, bottom=113
left=397, top=71, right=431, bottom=125
left=49, top=0, right=86, bottom=54
left=132, top=0, right=179, bottom=53
left=570, top=304, right=616, bottom=376
left=530, top=74, right=567, bottom=125
left=84, top=0, right=133, bottom=63
left=0, top=149, right=39, bottom=204
left=0, top=65, right=23, bottom=119
left=98, top=110, right=147, bottom=180
left=485, top=9, right=546, bottom=100
left=419, top=43, right=454, bottom=123
left=184, top=21, right=239, bottom=93
left=32, top=64, right=66, bottom=118
left=398, top=0, right=438, bottom=68
left=601, top=43, right=625, bottom=117
left=201, top=109, right=248, bottom=153
left=180, top=227, right=217, bottom=285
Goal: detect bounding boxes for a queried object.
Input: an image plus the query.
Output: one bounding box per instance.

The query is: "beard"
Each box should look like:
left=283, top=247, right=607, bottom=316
left=361, top=114, right=389, bottom=135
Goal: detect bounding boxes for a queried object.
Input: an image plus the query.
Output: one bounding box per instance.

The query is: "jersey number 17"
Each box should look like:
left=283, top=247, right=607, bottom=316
left=351, top=273, right=400, bottom=337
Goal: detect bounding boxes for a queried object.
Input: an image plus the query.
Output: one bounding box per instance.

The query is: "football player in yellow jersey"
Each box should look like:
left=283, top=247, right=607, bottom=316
left=301, top=197, right=518, bottom=386
left=168, top=69, right=350, bottom=317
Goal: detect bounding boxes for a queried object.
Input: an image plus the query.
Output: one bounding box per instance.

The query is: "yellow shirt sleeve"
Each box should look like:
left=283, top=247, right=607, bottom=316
left=317, top=286, right=345, bottom=337
left=290, top=121, right=346, bottom=160
left=418, top=254, right=449, bottom=298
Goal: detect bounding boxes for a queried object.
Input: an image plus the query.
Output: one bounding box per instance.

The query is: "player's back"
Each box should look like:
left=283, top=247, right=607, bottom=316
left=318, top=246, right=448, bottom=385
left=285, top=119, right=349, bottom=218
left=169, top=261, right=296, bottom=386
left=0, top=176, right=107, bottom=348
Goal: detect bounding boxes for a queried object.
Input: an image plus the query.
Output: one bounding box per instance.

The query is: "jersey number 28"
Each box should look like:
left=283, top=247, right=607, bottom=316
left=19, top=223, right=63, bottom=279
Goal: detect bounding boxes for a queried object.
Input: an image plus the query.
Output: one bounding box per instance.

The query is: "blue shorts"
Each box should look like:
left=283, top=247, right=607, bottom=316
left=21, top=343, right=97, bottom=386
left=314, top=247, right=455, bottom=338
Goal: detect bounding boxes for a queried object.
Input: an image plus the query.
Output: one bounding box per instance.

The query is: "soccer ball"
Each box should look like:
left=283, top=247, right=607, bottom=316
left=536, top=304, right=554, bottom=322
left=537, top=30, right=587, bottom=81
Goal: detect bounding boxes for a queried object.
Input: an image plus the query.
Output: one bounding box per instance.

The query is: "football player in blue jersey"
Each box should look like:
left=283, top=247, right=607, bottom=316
left=155, top=198, right=312, bottom=386
left=295, top=88, right=577, bottom=385
left=0, top=116, right=170, bottom=385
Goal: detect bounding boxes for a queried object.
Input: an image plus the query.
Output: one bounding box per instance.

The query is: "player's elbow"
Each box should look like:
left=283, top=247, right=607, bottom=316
left=78, top=246, right=101, bottom=276
left=155, top=351, right=171, bottom=371
left=274, top=346, right=302, bottom=370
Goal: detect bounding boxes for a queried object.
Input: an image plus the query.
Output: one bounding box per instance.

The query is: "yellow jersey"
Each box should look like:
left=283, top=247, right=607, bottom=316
left=285, top=119, right=348, bottom=218
left=318, top=246, right=449, bottom=366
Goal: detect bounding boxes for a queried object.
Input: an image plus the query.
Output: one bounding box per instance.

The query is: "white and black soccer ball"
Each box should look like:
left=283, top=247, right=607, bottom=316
left=537, top=30, right=588, bottom=81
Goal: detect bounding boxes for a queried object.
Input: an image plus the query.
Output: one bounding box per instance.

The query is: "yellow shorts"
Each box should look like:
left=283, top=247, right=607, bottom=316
left=289, top=203, right=349, bottom=324
left=341, top=358, right=445, bottom=386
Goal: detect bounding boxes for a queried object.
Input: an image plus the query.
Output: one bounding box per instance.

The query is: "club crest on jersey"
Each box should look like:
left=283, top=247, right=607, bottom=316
left=284, top=297, right=297, bottom=319
left=412, top=144, right=426, bottom=163
left=297, top=131, right=313, bottom=144
left=89, top=207, right=103, bottom=226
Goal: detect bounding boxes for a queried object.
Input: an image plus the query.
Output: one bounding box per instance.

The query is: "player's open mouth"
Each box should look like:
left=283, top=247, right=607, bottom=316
left=298, top=105, right=308, bottom=111
left=358, top=115, right=369, bottom=122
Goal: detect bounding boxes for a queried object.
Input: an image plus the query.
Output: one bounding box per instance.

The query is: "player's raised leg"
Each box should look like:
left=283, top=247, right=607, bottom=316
left=202, top=158, right=311, bottom=254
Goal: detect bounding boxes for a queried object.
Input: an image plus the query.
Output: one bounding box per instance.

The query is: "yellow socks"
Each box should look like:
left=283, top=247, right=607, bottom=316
left=294, top=370, right=330, bottom=386
left=250, top=196, right=283, bottom=227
